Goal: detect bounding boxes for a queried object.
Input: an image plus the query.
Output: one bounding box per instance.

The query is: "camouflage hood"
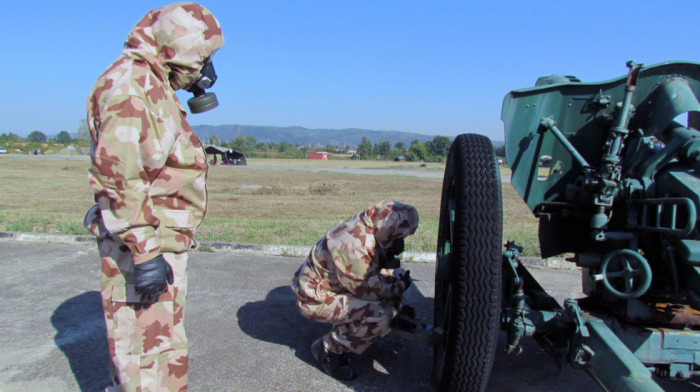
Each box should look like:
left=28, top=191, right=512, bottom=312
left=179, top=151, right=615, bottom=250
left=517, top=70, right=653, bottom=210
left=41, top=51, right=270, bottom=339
left=360, top=200, right=419, bottom=246
left=291, top=200, right=419, bottom=312
left=123, top=2, right=224, bottom=91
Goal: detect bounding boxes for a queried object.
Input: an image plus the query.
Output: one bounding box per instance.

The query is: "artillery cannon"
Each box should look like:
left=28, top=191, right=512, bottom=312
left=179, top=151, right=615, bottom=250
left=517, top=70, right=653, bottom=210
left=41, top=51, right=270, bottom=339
left=433, top=61, right=700, bottom=391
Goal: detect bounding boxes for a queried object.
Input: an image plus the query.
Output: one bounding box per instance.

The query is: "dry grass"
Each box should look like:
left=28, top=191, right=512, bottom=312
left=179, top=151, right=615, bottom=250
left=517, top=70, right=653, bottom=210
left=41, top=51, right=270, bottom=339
left=0, top=158, right=95, bottom=216
left=247, top=157, right=448, bottom=172
left=202, top=163, right=445, bottom=251
left=0, top=155, right=540, bottom=255
left=502, top=182, right=539, bottom=253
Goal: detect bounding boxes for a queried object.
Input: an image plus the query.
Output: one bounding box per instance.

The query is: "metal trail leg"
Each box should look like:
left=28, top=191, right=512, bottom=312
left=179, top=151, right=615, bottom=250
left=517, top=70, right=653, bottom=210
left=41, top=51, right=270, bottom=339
left=582, top=319, right=664, bottom=392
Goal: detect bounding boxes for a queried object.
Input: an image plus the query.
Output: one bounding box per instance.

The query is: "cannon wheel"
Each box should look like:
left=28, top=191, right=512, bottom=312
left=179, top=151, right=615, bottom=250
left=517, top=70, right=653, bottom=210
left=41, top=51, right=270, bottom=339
left=433, top=133, right=503, bottom=392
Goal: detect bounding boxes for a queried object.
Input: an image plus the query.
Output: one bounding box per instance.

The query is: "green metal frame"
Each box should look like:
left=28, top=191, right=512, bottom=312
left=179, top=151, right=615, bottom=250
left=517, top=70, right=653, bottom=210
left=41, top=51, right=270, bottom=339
left=502, top=244, right=673, bottom=392
left=499, top=61, right=700, bottom=390
left=502, top=61, right=700, bottom=213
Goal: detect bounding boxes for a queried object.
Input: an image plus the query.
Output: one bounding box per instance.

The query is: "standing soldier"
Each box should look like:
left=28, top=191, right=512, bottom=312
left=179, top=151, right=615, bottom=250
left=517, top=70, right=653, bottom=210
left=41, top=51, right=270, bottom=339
left=83, top=3, right=224, bottom=390
left=291, top=200, right=419, bottom=380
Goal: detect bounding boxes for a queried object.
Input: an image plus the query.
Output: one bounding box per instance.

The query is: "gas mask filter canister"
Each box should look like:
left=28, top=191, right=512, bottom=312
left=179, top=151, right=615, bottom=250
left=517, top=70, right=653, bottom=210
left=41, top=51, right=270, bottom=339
left=187, top=61, right=219, bottom=114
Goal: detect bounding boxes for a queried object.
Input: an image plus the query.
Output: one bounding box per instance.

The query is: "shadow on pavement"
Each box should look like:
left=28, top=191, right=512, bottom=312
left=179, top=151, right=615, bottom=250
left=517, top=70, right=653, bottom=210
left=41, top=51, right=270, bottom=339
left=51, top=291, right=111, bottom=391
left=236, top=286, right=327, bottom=367
left=237, top=282, right=436, bottom=391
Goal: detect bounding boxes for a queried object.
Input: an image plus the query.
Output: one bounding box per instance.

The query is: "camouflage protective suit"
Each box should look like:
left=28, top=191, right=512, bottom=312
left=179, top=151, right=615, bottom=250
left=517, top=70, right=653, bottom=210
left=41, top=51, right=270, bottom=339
left=292, top=201, right=420, bottom=355
left=83, top=3, right=223, bottom=391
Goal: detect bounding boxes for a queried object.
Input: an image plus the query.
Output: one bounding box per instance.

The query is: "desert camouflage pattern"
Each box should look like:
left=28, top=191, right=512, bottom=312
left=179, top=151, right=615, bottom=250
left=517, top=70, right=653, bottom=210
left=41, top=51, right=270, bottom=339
left=86, top=2, right=224, bottom=265
left=84, top=3, right=223, bottom=391
left=292, top=200, right=419, bottom=354
left=86, top=206, right=188, bottom=391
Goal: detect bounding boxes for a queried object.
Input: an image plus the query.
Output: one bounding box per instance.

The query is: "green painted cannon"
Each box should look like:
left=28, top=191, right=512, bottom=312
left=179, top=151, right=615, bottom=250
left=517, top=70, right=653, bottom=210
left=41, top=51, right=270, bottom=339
left=433, top=61, right=700, bottom=391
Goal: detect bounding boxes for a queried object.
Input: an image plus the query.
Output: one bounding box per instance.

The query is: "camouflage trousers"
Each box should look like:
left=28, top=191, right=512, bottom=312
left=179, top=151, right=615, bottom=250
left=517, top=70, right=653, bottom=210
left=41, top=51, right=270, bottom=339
left=97, top=236, right=189, bottom=392
left=296, top=293, right=395, bottom=355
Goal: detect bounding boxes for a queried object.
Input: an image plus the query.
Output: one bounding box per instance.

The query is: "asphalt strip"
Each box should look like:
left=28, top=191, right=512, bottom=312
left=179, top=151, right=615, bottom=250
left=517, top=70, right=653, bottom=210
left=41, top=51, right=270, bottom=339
left=0, top=231, right=575, bottom=268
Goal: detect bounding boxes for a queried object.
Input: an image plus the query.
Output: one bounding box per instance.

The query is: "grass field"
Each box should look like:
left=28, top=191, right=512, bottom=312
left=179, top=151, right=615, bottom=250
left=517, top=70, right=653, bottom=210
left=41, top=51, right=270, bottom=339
left=0, top=155, right=540, bottom=255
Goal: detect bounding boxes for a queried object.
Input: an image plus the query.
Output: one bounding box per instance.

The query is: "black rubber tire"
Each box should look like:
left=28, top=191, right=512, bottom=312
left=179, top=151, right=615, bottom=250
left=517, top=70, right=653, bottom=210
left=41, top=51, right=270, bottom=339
left=433, top=133, right=503, bottom=392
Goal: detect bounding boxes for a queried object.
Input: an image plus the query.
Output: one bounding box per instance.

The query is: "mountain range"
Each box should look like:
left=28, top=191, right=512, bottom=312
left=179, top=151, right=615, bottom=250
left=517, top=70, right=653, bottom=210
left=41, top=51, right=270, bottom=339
left=191, top=124, right=439, bottom=147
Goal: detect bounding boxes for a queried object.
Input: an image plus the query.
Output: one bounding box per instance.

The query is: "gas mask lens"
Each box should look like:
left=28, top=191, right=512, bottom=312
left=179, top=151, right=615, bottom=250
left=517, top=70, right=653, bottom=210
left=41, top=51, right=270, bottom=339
left=187, top=61, right=219, bottom=114
left=195, top=61, right=217, bottom=90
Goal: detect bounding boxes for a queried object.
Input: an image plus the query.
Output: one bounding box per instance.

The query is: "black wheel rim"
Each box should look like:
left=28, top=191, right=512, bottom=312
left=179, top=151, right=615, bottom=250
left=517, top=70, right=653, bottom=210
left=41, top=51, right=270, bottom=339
left=434, top=177, right=456, bottom=382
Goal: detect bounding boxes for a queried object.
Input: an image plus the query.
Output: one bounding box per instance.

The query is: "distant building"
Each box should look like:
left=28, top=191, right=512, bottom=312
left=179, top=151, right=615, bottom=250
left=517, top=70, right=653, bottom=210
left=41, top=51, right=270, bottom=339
left=308, top=151, right=333, bottom=160
left=347, top=149, right=357, bottom=154
left=394, top=156, right=410, bottom=162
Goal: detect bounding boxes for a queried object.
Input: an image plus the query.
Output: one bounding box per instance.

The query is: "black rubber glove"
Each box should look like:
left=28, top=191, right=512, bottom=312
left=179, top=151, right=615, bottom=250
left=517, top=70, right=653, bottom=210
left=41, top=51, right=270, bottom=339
left=400, top=270, right=412, bottom=291
left=133, top=255, right=174, bottom=304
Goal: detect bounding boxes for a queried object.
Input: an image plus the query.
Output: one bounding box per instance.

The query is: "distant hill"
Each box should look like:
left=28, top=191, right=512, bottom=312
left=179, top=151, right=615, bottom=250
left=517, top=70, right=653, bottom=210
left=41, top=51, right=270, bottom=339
left=191, top=124, right=438, bottom=147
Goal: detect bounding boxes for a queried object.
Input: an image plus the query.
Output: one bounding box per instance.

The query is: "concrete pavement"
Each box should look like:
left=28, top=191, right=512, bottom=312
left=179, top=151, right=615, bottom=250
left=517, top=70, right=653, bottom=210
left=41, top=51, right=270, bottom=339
left=0, top=239, right=692, bottom=391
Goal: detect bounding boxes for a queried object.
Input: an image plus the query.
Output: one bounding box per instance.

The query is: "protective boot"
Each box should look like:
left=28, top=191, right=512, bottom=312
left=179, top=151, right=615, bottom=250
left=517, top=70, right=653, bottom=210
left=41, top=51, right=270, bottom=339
left=311, top=337, right=357, bottom=380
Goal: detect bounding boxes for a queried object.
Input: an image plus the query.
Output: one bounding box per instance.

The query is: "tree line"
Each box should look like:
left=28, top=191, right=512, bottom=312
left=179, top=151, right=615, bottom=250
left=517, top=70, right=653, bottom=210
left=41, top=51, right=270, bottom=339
left=1, top=120, right=453, bottom=162
left=212, top=134, right=453, bottom=162
left=0, top=130, right=84, bottom=153
left=1, top=130, right=73, bottom=144
left=0, top=120, right=91, bottom=153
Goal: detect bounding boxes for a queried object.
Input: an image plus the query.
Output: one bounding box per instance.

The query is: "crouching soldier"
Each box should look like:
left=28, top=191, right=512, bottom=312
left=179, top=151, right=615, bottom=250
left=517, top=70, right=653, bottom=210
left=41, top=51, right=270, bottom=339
left=291, top=200, right=419, bottom=380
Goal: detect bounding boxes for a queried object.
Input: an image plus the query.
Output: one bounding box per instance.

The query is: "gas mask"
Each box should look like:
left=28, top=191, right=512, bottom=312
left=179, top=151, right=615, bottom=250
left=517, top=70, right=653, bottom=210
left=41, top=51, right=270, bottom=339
left=378, top=238, right=405, bottom=269
left=187, top=61, right=219, bottom=114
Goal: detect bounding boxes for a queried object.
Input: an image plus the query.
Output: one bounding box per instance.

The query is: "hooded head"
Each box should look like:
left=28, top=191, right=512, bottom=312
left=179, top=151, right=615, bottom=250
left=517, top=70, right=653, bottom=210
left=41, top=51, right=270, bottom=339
left=361, top=201, right=420, bottom=248
left=123, top=2, right=224, bottom=91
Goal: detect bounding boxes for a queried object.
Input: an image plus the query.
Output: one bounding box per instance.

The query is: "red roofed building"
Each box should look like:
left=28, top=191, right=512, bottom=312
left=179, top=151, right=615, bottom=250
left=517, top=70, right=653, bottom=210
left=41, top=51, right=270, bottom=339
left=308, top=151, right=334, bottom=160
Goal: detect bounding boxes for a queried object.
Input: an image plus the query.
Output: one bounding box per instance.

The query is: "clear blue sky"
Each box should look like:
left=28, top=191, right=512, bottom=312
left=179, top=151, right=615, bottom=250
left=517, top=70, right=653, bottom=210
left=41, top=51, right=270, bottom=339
left=1, top=0, right=698, bottom=142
